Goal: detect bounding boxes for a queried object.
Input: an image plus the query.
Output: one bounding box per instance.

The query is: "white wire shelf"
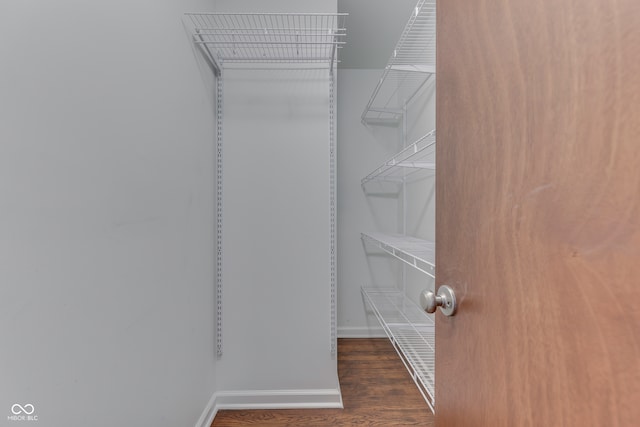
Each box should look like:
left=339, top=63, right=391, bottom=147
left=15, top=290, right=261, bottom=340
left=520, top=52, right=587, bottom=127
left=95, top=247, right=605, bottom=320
left=361, top=288, right=435, bottom=412
left=362, top=232, right=435, bottom=278
left=362, top=0, right=435, bottom=124
left=362, top=130, right=436, bottom=185
left=185, top=13, right=347, bottom=67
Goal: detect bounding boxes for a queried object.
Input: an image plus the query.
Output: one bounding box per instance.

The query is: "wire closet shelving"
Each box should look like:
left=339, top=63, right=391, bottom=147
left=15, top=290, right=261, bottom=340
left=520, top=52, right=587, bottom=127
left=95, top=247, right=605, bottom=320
left=362, top=130, right=435, bottom=185
left=361, top=232, right=435, bottom=278
left=361, top=288, right=435, bottom=412
left=359, top=0, right=436, bottom=414
left=185, top=11, right=346, bottom=358
left=361, top=0, right=435, bottom=123
left=185, top=13, right=347, bottom=68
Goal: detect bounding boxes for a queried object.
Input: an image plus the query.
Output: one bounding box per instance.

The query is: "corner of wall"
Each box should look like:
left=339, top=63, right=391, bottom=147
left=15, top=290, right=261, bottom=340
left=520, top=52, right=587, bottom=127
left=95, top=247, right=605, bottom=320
left=194, top=392, right=220, bottom=427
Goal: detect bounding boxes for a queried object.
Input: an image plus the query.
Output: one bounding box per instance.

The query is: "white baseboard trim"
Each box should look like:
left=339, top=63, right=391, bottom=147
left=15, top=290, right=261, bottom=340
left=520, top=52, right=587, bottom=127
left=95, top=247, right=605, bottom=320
left=337, top=326, right=387, bottom=338
left=195, top=388, right=343, bottom=427
left=216, top=388, right=343, bottom=410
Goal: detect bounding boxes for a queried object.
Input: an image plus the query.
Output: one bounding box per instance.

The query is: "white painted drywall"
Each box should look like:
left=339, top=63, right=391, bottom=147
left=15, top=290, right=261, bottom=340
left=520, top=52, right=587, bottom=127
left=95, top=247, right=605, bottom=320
left=336, top=68, right=436, bottom=335
left=217, top=68, right=339, bottom=396
left=404, top=79, right=437, bottom=304
left=0, top=1, right=218, bottom=426
left=212, top=0, right=341, bottom=405
left=336, top=68, right=401, bottom=337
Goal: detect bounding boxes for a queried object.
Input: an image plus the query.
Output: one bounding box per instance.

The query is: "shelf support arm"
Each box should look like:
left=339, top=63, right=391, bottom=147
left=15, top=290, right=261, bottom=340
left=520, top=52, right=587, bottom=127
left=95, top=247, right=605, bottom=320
left=330, top=33, right=337, bottom=71
left=196, top=29, right=222, bottom=76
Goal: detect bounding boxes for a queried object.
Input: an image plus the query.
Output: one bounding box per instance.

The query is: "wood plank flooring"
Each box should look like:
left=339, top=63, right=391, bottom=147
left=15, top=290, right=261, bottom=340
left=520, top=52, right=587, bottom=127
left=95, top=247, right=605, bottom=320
left=212, top=338, right=434, bottom=426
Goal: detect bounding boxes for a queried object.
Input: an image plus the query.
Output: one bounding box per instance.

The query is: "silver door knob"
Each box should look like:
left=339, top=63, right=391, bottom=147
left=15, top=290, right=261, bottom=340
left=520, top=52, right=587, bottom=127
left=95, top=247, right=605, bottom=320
left=420, top=285, right=457, bottom=316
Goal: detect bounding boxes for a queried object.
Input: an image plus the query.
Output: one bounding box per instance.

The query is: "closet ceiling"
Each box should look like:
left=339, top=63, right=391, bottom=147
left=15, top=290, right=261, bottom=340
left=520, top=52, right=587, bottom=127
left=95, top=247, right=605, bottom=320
left=338, top=0, right=418, bottom=69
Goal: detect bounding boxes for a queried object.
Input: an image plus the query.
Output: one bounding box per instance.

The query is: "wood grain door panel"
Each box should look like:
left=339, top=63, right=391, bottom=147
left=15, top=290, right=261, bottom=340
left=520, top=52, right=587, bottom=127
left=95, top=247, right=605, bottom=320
left=436, top=0, right=640, bottom=425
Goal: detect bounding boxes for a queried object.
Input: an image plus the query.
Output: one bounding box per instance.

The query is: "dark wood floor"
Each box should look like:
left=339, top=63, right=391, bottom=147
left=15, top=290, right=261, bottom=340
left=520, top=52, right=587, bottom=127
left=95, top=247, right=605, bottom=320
left=212, top=338, right=434, bottom=426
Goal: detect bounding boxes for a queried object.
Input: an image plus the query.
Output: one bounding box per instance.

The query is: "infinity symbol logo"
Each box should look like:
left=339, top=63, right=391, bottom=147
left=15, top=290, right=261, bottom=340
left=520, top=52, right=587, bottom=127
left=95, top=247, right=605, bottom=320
left=11, top=404, right=34, bottom=415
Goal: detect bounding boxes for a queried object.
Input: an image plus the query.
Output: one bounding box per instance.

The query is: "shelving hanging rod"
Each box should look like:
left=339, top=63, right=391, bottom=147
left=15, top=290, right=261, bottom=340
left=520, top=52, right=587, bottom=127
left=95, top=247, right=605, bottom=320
left=196, top=30, right=347, bottom=35
left=190, top=12, right=350, bottom=16
left=196, top=41, right=345, bottom=46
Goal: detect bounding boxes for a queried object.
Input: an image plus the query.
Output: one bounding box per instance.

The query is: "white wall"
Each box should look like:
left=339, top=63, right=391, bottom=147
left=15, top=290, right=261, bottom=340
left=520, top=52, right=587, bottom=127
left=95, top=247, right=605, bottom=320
left=217, top=69, right=339, bottom=397
left=336, top=68, right=436, bottom=335
left=336, top=69, right=401, bottom=337
left=404, top=78, right=437, bottom=303
left=0, top=1, right=218, bottom=426
left=211, top=0, right=341, bottom=408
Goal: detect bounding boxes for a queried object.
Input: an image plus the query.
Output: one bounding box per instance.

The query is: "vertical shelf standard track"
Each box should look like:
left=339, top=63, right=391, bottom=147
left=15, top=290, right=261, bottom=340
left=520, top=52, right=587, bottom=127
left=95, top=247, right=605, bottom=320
left=329, top=69, right=337, bottom=355
left=215, top=70, right=223, bottom=358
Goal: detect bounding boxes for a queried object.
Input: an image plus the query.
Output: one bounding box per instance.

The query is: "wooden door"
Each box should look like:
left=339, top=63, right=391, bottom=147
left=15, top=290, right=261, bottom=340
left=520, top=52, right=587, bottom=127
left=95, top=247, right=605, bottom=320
left=436, top=0, right=640, bottom=425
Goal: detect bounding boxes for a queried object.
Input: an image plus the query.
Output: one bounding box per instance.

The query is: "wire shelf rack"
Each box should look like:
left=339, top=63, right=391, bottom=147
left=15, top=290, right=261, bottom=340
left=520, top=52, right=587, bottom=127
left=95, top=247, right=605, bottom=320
left=362, top=232, right=435, bottom=278
left=362, top=130, right=436, bottom=185
left=185, top=13, right=347, bottom=67
left=361, top=288, right=435, bottom=412
left=362, top=0, right=435, bottom=123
